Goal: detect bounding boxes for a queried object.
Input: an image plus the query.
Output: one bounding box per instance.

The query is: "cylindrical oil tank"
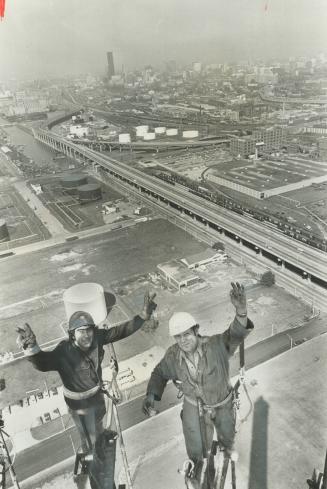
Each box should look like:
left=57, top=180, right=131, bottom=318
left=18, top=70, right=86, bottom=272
left=0, top=219, right=9, bottom=242
left=77, top=183, right=102, bottom=202
left=136, top=130, right=148, bottom=138
left=154, top=127, right=166, bottom=135
left=136, top=125, right=149, bottom=138
left=182, top=130, right=199, bottom=138
left=61, top=173, right=88, bottom=190
left=144, top=132, right=156, bottom=141
left=166, top=128, right=178, bottom=136
left=135, top=125, right=149, bottom=132
left=118, top=133, right=131, bottom=143
left=63, top=282, right=107, bottom=325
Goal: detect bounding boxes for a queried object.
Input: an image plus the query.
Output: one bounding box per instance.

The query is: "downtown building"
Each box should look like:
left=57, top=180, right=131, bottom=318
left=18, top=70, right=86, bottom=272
left=106, top=51, right=115, bottom=80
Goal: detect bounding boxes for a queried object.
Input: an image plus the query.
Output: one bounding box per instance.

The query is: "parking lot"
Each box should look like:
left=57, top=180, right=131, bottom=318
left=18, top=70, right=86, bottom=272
left=0, top=187, right=50, bottom=251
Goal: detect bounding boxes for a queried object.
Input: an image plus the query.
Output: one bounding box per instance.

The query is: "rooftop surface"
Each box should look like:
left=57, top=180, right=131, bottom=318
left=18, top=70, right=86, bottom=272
left=209, top=156, right=327, bottom=191
left=31, top=334, right=327, bottom=489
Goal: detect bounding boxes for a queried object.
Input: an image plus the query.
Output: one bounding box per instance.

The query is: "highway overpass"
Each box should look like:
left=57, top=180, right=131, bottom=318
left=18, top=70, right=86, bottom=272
left=34, top=129, right=327, bottom=290
left=260, top=93, right=327, bottom=106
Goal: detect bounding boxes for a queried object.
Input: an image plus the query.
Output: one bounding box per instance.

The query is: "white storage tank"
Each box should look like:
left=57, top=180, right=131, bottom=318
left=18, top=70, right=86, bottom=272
left=144, top=132, right=156, bottom=141
left=135, top=125, right=149, bottom=132
left=63, top=283, right=107, bottom=325
left=135, top=125, right=149, bottom=137
left=166, top=128, right=178, bottom=136
left=182, top=130, right=199, bottom=139
left=119, top=133, right=131, bottom=143
left=136, top=131, right=147, bottom=138
left=154, top=127, right=166, bottom=135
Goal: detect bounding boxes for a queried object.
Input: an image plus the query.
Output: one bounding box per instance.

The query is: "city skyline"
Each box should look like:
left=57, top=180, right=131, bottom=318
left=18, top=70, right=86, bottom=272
left=0, top=0, right=326, bottom=80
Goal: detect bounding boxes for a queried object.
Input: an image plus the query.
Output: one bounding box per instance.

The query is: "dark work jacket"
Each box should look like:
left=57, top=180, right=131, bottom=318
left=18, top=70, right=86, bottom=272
left=26, top=316, right=144, bottom=410
left=146, top=317, right=253, bottom=406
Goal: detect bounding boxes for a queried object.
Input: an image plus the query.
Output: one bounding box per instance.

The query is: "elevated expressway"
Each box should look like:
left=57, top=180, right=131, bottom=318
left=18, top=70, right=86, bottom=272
left=260, top=92, right=327, bottom=106
left=35, top=129, right=327, bottom=292
left=63, top=135, right=229, bottom=153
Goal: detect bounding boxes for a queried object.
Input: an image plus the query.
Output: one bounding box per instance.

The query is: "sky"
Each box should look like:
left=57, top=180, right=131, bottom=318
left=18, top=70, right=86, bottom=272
left=0, top=0, right=327, bottom=80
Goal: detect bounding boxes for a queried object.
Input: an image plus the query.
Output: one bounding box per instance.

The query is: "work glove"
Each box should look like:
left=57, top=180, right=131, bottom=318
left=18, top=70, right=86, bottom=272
left=230, top=282, right=247, bottom=316
left=16, top=323, right=37, bottom=350
left=140, top=291, right=157, bottom=321
left=142, top=393, right=156, bottom=416
left=107, top=356, right=118, bottom=381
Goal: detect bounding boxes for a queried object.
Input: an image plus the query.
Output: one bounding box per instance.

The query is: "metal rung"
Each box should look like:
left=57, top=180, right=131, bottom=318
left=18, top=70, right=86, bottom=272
left=231, top=460, right=236, bottom=489
left=218, top=458, right=230, bottom=489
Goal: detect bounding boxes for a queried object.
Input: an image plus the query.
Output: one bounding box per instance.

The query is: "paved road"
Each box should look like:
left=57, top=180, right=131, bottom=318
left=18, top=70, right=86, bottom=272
left=11, top=318, right=327, bottom=484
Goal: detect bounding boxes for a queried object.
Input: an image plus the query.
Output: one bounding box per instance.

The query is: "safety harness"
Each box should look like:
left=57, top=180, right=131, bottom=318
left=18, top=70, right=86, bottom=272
left=233, top=341, right=253, bottom=426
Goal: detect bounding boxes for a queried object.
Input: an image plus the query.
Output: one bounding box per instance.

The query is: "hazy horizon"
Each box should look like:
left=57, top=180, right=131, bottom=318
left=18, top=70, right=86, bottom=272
left=0, top=0, right=327, bottom=81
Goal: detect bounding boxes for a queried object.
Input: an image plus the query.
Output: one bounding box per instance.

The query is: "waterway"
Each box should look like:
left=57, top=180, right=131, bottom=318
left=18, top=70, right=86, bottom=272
left=1, top=118, right=64, bottom=169
left=1, top=116, right=135, bottom=172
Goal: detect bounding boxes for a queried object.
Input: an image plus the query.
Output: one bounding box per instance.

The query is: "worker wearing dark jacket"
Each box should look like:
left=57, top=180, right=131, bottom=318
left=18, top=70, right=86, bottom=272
left=143, top=282, right=253, bottom=467
left=17, top=291, right=156, bottom=451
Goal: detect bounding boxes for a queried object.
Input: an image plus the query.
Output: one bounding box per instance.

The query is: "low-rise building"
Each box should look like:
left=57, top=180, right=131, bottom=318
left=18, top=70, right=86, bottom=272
left=157, top=260, right=199, bottom=290
left=181, top=249, right=228, bottom=269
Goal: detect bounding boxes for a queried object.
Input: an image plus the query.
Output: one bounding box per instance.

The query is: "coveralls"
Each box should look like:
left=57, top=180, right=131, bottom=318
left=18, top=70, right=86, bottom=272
left=24, top=316, right=145, bottom=451
left=146, top=317, right=253, bottom=461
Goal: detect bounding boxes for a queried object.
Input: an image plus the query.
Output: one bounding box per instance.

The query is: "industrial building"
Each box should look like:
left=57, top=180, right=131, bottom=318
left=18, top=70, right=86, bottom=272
left=304, top=124, right=327, bottom=135
left=230, top=126, right=286, bottom=157
left=181, top=249, right=227, bottom=269
left=230, top=135, right=257, bottom=158
left=157, top=260, right=199, bottom=290
left=253, top=126, right=285, bottom=149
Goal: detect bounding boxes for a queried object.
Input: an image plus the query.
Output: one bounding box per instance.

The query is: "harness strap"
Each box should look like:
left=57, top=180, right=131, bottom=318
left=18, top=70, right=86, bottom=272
left=63, top=384, right=100, bottom=400
left=184, top=390, right=233, bottom=410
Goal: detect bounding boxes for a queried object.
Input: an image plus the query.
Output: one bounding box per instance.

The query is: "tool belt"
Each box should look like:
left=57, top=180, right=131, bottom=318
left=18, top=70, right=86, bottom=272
left=184, top=390, right=233, bottom=411
left=63, top=384, right=100, bottom=400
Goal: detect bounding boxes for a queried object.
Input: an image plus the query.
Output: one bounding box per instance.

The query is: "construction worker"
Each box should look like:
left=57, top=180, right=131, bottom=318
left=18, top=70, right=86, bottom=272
left=142, top=282, right=253, bottom=474
left=17, top=291, right=156, bottom=452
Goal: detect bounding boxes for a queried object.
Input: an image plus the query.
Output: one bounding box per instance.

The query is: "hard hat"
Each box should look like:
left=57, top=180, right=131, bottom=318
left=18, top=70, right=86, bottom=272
left=168, top=312, right=197, bottom=337
left=68, top=311, right=95, bottom=331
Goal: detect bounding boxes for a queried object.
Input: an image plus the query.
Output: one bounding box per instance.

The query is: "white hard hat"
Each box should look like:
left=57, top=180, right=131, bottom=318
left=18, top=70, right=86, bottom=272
left=168, top=312, right=197, bottom=337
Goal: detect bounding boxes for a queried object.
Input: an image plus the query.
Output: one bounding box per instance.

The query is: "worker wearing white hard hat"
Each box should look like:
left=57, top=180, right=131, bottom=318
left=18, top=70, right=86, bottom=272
left=168, top=311, right=198, bottom=337
left=143, top=282, right=254, bottom=484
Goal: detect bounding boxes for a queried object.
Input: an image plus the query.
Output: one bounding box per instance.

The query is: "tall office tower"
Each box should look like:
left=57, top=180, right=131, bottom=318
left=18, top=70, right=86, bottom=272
left=106, top=51, right=115, bottom=79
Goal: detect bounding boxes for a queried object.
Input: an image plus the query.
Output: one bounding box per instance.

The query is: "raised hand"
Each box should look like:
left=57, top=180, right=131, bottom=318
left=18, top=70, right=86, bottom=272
left=230, top=282, right=247, bottom=315
left=16, top=323, right=37, bottom=350
left=141, top=291, right=157, bottom=321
